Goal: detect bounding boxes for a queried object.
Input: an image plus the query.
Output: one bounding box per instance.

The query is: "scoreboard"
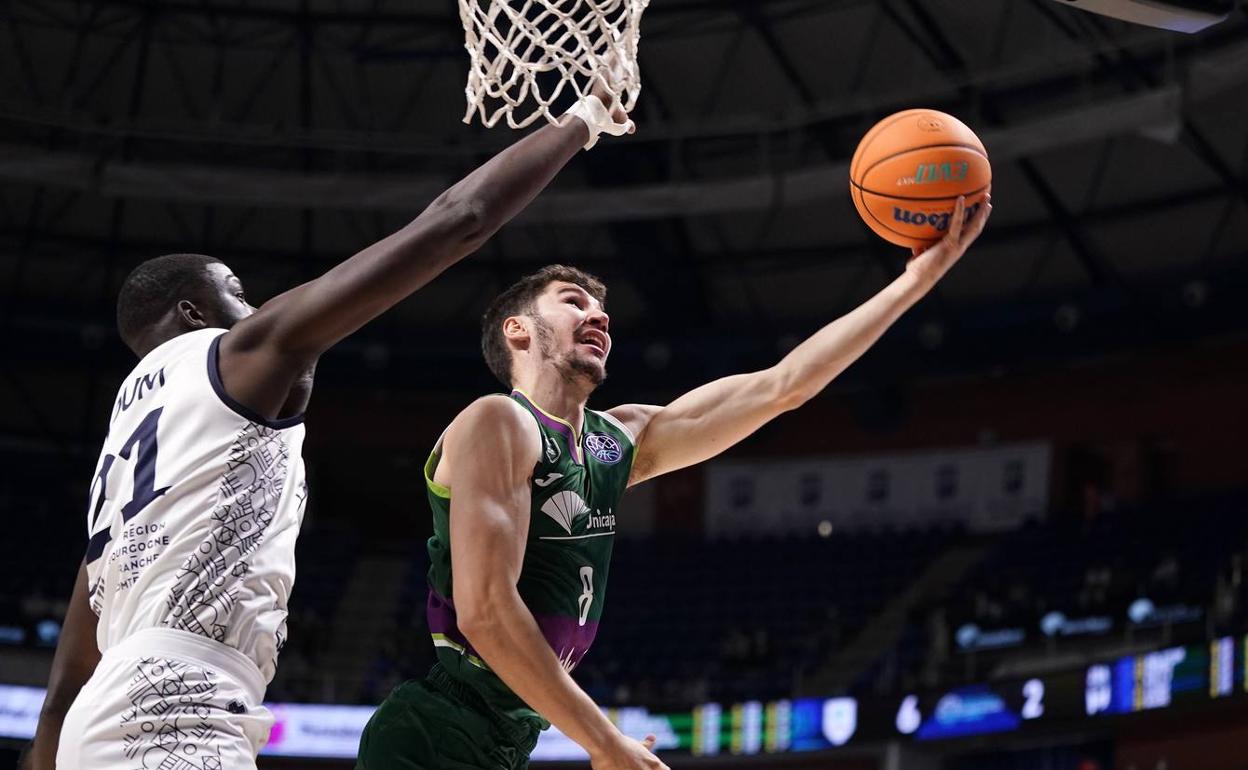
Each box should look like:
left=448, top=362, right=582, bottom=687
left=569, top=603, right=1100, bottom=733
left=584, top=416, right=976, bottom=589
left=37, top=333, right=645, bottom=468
left=682, top=635, right=1247, bottom=756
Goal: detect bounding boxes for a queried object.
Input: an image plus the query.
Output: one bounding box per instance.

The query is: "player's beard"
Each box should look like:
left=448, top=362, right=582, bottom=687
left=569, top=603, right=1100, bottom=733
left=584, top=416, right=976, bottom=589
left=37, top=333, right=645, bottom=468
left=533, top=315, right=606, bottom=387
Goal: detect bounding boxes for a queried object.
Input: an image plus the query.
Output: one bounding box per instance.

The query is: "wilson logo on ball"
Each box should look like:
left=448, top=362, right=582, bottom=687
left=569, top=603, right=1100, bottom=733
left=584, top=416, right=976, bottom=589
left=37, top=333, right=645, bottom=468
left=893, top=202, right=982, bottom=231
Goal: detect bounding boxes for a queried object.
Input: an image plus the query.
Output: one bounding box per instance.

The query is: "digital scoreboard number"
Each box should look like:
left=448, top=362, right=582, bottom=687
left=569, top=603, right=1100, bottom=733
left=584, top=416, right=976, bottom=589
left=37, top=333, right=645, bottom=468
left=888, top=677, right=1066, bottom=741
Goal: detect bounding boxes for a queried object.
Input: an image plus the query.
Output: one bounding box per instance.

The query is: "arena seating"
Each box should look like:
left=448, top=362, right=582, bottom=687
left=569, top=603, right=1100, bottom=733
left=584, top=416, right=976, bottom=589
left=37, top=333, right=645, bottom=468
left=872, top=490, right=1248, bottom=695
left=359, top=543, right=436, bottom=705
left=0, top=450, right=84, bottom=651
left=265, top=522, right=361, bottom=702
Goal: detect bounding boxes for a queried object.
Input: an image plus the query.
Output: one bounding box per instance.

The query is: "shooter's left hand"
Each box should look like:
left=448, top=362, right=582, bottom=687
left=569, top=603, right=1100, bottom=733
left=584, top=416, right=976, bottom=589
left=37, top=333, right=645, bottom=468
left=906, top=193, right=992, bottom=286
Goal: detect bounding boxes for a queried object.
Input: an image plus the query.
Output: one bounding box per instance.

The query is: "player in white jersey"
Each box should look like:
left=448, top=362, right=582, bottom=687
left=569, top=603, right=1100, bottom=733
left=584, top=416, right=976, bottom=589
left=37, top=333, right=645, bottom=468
left=56, top=322, right=309, bottom=769
left=22, top=82, right=634, bottom=770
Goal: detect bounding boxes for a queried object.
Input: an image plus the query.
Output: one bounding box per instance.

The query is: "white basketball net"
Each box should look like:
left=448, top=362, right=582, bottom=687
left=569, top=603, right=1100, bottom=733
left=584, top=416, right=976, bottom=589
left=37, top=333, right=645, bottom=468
left=459, top=0, right=649, bottom=130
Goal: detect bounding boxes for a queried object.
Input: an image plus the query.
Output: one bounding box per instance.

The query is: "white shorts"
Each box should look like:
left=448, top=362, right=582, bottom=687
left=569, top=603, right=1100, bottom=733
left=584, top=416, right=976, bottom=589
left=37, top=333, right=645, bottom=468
left=57, top=627, right=273, bottom=770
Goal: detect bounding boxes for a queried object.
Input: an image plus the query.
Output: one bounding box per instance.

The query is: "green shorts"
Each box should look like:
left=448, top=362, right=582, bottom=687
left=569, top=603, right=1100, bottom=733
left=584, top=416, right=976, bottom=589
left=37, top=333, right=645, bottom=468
left=355, top=664, right=542, bottom=770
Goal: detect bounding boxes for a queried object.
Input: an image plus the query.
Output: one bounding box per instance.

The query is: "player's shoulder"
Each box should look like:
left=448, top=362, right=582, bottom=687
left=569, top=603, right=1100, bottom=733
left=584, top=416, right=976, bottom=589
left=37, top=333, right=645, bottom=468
left=448, top=395, right=541, bottom=455
left=136, top=327, right=223, bottom=367
left=458, top=393, right=530, bottom=423
left=115, top=327, right=222, bottom=397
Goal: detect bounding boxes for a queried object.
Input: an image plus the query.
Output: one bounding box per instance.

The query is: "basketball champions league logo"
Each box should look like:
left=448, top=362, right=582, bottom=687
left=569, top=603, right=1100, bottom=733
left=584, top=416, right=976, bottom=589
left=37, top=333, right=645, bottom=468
left=584, top=432, right=622, bottom=464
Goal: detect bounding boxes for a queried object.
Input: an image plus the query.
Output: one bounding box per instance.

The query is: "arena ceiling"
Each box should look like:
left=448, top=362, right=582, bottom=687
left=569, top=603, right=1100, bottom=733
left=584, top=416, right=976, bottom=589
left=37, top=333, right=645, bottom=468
left=1, top=0, right=1247, bottom=424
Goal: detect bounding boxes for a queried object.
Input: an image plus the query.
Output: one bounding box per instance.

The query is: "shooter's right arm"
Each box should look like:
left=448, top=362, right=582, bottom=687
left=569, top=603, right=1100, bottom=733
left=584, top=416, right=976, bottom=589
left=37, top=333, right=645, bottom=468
left=444, top=398, right=667, bottom=770
left=218, top=110, right=604, bottom=420
left=22, top=559, right=101, bottom=770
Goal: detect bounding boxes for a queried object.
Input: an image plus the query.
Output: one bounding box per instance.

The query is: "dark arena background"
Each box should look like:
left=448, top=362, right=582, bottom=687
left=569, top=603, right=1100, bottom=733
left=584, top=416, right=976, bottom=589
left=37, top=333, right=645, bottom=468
left=3, top=1, right=1248, bottom=768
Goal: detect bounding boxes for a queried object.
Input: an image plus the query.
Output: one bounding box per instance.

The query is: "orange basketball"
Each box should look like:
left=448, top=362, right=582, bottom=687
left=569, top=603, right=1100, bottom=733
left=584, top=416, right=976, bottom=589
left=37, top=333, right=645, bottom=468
left=849, top=109, right=991, bottom=249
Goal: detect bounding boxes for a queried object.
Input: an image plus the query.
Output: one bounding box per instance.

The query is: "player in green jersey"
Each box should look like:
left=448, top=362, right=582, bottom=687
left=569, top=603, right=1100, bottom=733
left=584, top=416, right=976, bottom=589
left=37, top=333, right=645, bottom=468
left=357, top=197, right=992, bottom=770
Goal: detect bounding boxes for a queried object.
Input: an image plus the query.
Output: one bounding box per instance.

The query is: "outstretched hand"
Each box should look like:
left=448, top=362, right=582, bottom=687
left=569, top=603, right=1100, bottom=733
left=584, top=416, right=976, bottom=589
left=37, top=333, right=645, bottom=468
left=590, top=734, right=669, bottom=770
left=906, top=193, right=993, bottom=286
left=589, top=52, right=636, bottom=134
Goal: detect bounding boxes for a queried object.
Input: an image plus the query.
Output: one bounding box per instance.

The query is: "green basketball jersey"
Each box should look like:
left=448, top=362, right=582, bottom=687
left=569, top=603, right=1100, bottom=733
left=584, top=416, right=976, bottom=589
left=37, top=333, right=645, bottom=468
left=422, top=390, right=635, bottom=729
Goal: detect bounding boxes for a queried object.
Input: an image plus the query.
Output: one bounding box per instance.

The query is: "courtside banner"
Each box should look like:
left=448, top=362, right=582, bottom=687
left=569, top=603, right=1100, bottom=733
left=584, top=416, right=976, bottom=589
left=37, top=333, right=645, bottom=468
left=0, top=685, right=42, bottom=740
left=0, top=689, right=382, bottom=759
left=0, top=686, right=656, bottom=761
left=263, top=703, right=376, bottom=757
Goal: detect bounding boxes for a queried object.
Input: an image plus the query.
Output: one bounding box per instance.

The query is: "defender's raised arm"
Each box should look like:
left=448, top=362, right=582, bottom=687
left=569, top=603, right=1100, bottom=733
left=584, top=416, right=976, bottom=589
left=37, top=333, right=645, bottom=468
left=218, top=105, right=614, bottom=419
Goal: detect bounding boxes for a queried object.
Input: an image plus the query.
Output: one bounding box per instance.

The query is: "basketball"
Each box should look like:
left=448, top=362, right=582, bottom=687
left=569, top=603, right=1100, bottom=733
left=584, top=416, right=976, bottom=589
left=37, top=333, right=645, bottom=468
left=850, top=109, right=992, bottom=249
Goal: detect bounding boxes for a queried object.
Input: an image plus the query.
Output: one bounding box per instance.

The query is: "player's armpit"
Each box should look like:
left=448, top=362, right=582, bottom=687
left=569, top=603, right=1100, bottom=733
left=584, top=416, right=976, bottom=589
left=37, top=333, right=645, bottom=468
left=23, top=559, right=101, bottom=770
left=603, top=403, right=661, bottom=443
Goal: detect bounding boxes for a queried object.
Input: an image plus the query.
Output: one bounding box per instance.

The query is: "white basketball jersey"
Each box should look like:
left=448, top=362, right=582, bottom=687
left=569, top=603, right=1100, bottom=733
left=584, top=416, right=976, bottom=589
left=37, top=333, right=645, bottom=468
left=84, top=328, right=307, bottom=683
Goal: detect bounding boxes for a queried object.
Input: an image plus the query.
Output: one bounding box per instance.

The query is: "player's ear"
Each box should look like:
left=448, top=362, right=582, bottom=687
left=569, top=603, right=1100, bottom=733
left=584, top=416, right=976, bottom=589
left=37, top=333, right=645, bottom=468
left=503, top=315, right=530, bottom=350
left=176, top=299, right=208, bottom=330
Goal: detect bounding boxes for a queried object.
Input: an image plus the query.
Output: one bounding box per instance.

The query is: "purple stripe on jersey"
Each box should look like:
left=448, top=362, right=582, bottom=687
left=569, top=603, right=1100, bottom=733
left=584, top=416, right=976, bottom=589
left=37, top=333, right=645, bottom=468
left=426, top=589, right=474, bottom=651
left=533, top=614, right=600, bottom=672
left=510, top=391, right=583, bottom=465
left=427, top=589, right=599, bottom=672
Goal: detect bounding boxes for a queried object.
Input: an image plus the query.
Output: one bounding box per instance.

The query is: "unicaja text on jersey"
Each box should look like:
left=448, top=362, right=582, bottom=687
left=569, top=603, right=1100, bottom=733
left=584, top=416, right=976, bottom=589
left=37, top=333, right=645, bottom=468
left=588, top=511, right=616, bottom=530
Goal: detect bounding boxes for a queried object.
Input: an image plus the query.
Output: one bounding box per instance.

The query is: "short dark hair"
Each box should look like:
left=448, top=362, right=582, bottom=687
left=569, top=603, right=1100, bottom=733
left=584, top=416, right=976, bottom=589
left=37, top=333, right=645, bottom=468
left=481, top=265, right=607, bottom=387
left=116, top=253, right=222, bottom=349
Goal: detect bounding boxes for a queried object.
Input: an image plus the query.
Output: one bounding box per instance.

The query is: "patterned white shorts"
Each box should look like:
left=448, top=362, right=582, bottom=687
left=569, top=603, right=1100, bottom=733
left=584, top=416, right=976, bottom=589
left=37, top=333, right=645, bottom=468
left=58, top=628, right=273, bottom=770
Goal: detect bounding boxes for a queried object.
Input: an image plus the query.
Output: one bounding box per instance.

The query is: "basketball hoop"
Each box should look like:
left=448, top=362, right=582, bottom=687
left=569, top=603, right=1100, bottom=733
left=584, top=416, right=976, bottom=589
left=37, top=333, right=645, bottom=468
left=459, top=0, right=648, bottom=138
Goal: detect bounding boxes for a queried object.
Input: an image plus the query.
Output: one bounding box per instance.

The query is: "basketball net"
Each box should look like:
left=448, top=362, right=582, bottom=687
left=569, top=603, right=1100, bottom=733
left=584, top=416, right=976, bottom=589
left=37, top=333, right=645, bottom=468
left=459, top=0, right=648, bottom=132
